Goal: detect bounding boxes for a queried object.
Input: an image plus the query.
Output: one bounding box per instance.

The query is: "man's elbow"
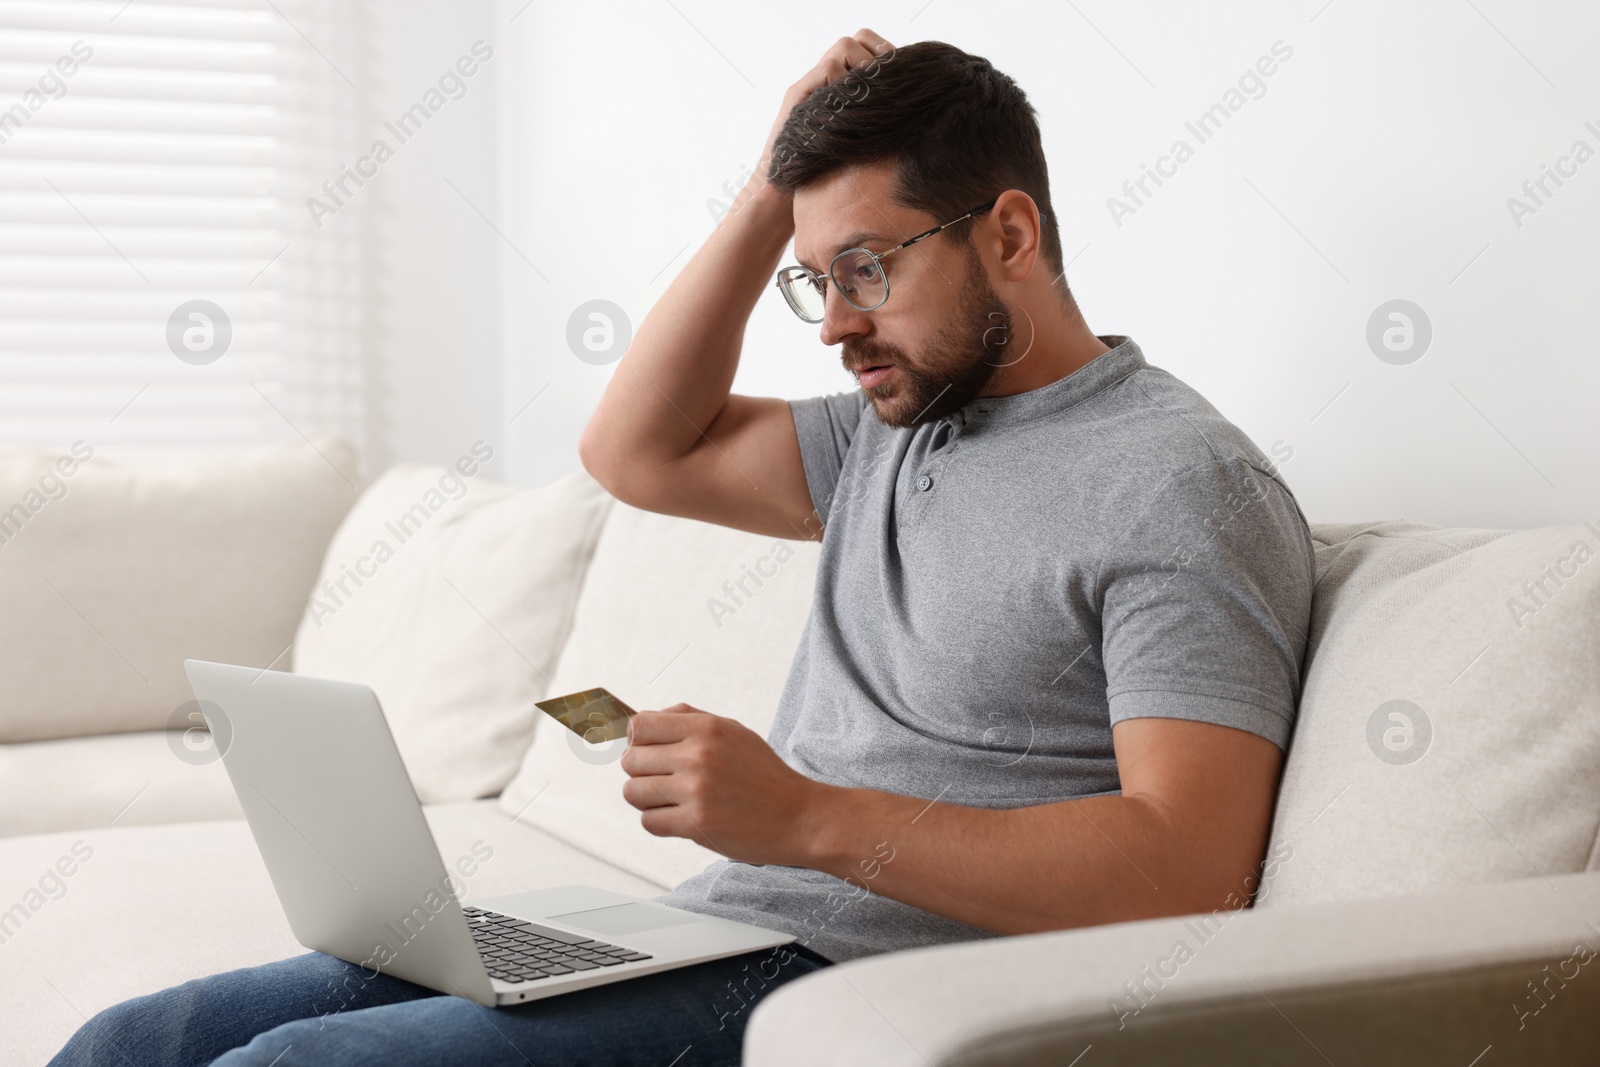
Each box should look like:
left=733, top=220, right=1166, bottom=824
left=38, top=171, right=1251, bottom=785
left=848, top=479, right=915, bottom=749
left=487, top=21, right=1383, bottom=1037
left=1163, top=837, right=1280, bottom=920
left=577, top=423, right=624, bottom=498
left=577, top=425, right=665, bottom=511
left=1109, top=814, right=1274, bottom=925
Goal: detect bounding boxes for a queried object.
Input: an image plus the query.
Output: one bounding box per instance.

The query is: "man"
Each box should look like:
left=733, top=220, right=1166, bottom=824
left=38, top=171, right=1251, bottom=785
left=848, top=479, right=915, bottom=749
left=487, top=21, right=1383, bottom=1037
left=51, top=30, right=1313, bottom=1067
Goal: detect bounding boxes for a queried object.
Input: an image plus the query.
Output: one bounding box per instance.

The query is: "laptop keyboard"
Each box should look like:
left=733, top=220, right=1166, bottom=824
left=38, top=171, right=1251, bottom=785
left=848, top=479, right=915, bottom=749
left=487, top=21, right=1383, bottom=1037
left=464, top=906, right=652, bottom=984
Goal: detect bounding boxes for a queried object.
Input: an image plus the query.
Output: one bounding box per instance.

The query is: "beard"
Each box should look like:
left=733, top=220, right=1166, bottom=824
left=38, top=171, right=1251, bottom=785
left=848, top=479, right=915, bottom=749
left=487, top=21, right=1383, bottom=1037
left=841, top=244, right=1012, bottom=429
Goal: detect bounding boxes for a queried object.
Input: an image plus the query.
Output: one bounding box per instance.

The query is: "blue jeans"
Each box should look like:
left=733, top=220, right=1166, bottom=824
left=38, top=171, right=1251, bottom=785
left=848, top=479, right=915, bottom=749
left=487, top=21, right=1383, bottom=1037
left=48, top=944, right=831, bottom=1066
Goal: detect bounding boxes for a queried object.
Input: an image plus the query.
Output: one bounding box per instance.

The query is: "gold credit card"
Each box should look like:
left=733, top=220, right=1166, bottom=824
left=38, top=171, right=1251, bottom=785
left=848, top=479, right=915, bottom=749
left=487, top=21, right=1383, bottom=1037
left=535, top=687, right=636, bottom=744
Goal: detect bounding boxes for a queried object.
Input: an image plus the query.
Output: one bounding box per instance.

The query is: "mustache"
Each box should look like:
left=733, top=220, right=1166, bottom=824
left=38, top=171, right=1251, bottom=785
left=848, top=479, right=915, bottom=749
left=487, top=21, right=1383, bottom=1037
left=842, top=344, right=901, bottom=370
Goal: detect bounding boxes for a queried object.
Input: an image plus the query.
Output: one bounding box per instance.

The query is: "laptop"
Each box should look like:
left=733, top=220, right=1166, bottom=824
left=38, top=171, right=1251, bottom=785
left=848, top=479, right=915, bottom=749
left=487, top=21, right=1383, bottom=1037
left=183, top=659, right=794, bottom=1007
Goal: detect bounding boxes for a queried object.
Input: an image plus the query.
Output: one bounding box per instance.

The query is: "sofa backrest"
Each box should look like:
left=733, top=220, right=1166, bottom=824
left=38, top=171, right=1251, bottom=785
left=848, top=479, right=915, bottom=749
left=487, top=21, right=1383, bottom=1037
left=497, top=490, right=820, bottom=888
left=0, top=435, right=362, bottom=743
left=500, top=499, right=1600, bottom=903
left=41, top=433, right=1585, bottom=907
left=291, top=462, right=613, bottom=803
left=1258, top=520, right=1600, bottom=908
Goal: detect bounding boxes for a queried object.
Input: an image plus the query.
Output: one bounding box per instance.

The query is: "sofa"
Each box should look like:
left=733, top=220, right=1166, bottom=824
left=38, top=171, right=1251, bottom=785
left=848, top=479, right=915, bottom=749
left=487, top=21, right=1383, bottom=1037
left=1, top=435, right=1596, bottom=1065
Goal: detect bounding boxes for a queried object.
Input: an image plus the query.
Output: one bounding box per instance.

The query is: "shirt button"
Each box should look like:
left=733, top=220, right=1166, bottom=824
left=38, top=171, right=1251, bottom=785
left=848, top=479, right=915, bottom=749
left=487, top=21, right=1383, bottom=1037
left=917, top=474, right=933, bottom=491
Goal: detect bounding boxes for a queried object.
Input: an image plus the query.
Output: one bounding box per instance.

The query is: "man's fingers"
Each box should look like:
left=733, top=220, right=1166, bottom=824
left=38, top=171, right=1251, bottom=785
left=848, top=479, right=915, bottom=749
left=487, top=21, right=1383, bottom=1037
left=760, top=29, right=894, bottom=188
left=639, top=807, right=696, bottom=842
left=622, top=774, right=680, bottom=812
left=618, top=740, right=674, bottom=778
left=627, top=706, right=700, bottom=745
left=825, top=32, right=892, bottom=82
left=796, top=29, right=894, bottom=101
left=848, top=28, right=894, bottom=64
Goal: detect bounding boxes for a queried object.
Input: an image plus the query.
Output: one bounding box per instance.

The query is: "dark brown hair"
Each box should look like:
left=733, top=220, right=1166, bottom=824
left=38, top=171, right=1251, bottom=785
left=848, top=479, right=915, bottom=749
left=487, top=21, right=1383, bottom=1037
left=769, top=40, right=1066, bottom=294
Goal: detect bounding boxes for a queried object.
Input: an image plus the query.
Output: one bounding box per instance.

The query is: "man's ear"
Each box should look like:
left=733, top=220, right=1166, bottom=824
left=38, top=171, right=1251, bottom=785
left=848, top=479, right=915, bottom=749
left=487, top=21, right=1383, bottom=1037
left=990, top=189, right=1042, bottom=283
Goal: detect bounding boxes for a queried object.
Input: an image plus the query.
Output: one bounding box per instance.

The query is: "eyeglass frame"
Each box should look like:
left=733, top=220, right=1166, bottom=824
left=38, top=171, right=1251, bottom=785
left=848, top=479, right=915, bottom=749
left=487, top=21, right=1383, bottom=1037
left=774, top=196, right=1002, bottom=323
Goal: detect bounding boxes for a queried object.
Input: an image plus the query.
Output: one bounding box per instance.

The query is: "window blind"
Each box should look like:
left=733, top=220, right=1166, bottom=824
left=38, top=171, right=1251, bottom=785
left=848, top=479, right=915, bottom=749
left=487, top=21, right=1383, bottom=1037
left=0, top=0, right=363, bottom=464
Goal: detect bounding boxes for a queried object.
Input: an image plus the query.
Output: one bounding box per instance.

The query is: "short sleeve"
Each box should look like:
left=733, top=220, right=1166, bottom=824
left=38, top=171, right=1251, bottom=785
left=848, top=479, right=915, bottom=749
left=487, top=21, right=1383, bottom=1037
left=788, top=390, right=870, bottom=525
left=1097, top=454, right=1315, bottom=751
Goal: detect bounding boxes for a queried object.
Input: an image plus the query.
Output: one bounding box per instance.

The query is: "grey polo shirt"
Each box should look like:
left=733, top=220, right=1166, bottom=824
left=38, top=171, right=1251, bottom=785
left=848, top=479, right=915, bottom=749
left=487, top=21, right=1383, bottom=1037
left=656, top=335, right=1315, bottom=963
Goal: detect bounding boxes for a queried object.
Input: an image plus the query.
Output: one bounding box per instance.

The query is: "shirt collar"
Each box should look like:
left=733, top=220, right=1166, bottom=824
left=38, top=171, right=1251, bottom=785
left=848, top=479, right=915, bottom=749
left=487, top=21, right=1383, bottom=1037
left=956, top=335, right=1143, bottom=432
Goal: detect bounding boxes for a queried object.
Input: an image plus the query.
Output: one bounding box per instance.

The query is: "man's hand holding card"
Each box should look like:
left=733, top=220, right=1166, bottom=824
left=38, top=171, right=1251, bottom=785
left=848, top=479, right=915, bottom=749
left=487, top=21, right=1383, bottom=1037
left=536, top=688, right=821, bottom=868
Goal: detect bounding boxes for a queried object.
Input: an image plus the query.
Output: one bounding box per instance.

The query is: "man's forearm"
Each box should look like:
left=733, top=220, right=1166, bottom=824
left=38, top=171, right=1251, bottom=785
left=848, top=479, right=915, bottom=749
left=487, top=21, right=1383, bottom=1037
left=622, top=705, right=1282, bottom=934
left=797, top=784, right=1247, bottom=936
left=579, top=180, right=796, bottom=484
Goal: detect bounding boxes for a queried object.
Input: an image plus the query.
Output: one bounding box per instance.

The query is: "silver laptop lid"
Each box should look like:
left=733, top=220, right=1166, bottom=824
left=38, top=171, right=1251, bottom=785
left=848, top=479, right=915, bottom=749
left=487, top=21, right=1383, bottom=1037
left=183, top=659, right=496, bottom=1006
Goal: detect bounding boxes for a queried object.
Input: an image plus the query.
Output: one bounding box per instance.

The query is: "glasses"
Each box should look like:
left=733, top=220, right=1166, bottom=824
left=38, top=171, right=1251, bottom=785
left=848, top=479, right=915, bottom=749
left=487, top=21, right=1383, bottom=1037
left=774, top=198, right=999, bottom=324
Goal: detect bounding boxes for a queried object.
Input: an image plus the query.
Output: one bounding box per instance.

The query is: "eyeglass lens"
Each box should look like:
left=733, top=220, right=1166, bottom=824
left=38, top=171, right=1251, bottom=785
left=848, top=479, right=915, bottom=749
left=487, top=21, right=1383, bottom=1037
left=777, top=267, right=825, bottom=322
left=777, top=250, right=886, bottom=323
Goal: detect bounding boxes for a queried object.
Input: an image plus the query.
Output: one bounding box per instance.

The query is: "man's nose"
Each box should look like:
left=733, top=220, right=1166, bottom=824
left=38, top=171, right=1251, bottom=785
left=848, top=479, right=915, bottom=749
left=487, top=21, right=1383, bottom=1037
left=818, top=288, right=874, bottom=347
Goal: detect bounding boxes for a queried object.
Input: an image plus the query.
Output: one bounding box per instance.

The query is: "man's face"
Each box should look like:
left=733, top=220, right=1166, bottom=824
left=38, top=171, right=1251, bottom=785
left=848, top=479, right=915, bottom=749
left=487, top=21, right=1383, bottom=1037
left=792, top=166, right=1012, bottom=428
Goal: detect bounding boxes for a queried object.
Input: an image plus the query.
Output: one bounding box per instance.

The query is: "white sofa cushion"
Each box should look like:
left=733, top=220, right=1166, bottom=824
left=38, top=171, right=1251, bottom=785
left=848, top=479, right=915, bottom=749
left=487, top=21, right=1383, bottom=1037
left=0, top=434, right=362, bottom=743
left=1259, top=520, right=1600, bottom=908
left=499, top=501, right=820, bottom=889
left=292, top=465, right=612, bottom=802
left=0, top=731, right=242, bottom=838
left=0, top=802, right=667, bottom=1067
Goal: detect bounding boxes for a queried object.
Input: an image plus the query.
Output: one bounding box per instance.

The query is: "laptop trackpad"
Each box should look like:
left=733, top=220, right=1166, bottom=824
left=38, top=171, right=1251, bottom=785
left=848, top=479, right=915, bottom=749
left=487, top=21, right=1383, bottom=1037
left=547, top=902, right=705, bottom=937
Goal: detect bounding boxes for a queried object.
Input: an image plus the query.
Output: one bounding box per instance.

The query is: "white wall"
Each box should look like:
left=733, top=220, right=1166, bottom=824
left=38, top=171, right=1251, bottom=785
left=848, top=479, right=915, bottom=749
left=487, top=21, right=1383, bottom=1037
left=358, top=0, right=507, bottom=482
left=479, top=0, right=1598, bottom=529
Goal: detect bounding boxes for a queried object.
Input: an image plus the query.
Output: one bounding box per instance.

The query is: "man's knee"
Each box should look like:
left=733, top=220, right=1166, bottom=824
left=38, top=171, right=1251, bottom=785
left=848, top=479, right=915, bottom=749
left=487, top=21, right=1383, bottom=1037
left=210, top=1017, right=361, bottom=1067
left=47, top=954, right=362, bottom=1067
left=49, top=993, right=162, bottom=1066
left=210, top=1005, right=466, bottom=1067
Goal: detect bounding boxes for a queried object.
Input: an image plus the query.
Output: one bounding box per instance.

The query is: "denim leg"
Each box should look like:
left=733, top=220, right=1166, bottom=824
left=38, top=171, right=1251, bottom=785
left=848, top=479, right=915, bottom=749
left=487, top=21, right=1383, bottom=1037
left=50, top=943, right=829, bottom=1067
left=47, top=952, right=438, bottom=1067
left=210, top=943, right=831, bottom=1067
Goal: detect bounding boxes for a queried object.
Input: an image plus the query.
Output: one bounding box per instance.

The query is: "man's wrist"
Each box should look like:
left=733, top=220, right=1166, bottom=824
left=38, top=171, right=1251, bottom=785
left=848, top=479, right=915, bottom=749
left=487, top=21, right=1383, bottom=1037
left=795, top=778, right=857, bottom=875
left=731, top=172, right=791, bottom=227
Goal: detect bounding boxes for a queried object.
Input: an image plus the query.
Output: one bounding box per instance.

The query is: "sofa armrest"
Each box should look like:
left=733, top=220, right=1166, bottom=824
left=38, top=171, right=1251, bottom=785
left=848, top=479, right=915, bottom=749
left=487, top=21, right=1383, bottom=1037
left=745, top=871, right=1600, bottom=1067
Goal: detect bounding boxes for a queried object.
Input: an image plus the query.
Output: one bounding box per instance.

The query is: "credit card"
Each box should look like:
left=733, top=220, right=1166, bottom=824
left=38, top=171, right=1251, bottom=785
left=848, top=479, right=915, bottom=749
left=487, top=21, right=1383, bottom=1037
left=535, top=687, right=636, bottom=744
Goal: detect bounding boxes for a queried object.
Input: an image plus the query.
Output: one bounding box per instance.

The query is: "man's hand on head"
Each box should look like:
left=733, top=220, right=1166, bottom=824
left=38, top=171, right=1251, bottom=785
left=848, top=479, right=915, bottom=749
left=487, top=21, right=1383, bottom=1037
left=754, top=29, right=896, bottom=198
left=620, top=704, right=822, bottom=867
